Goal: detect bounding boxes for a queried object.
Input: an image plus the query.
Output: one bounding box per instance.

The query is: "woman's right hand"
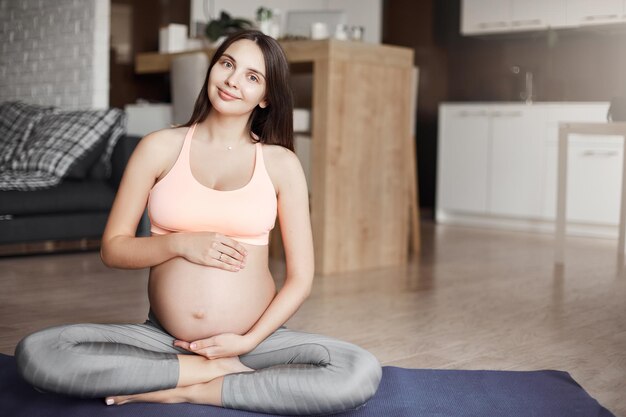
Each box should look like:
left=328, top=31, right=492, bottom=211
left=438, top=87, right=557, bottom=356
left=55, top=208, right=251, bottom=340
left=173, top=232, right=248, bottom=271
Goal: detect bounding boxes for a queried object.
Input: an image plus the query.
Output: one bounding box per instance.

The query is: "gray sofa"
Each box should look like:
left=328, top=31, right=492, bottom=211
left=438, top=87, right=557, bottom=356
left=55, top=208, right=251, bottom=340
left=0, top=101, right=148, bottom=255
left=0, top=136, right=148, bottom=247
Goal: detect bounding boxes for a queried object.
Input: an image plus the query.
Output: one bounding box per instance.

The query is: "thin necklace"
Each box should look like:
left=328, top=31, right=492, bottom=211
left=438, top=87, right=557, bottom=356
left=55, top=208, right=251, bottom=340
left=223, top=136, right=253, bottom=150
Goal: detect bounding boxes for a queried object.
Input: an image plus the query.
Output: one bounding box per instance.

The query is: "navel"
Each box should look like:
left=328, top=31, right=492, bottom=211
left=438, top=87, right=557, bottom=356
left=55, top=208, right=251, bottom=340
left=192, top=310, right=206, bottom=320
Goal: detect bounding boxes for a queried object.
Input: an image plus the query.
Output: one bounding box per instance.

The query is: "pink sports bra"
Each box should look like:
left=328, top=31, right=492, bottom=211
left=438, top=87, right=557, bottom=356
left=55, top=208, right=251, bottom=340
left=147, top=124, right=277, bottom=245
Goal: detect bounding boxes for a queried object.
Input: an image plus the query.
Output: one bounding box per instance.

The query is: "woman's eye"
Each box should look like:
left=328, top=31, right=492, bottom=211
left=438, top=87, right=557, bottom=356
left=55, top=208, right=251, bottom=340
left=248, top=74, right=258, bottom=82
left=222, top=60, right=233, bottom=68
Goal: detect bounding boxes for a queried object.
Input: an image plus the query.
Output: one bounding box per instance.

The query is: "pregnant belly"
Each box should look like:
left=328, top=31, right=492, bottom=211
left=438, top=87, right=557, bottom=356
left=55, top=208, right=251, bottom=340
left=148, top=246, right=276, bottom=341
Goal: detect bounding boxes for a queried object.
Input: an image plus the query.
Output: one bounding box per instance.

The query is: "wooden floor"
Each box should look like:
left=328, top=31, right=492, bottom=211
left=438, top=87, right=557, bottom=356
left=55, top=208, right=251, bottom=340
left=1, top=220, right=624, bottom=416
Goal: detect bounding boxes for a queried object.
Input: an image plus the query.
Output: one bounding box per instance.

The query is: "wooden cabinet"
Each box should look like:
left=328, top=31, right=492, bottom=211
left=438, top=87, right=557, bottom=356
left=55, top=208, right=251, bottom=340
left=135, top=40, right=415, bottom=275
left=438, top=102, right=617, bottom=237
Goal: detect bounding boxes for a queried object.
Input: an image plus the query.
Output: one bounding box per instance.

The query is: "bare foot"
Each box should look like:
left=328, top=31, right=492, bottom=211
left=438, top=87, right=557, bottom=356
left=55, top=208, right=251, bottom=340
left=215, top=356, right=255, bottom=375
left=105, top=356, right=253, bottom=406
left=106, top=386, right=189, bottom=406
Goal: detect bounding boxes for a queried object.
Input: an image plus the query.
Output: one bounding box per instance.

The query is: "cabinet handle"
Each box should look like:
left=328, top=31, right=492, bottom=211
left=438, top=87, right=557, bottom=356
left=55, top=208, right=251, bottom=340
left=511, top=19, right=542, bottom=27
left=582, top=14, right=619, bottom=21
left=456, top=110, right=488, bottom=117
left=581, top=150, right=619, bottom=157
left=490, top=111, right=522, bottom=117
left=478, top=21, right=508, bottom=29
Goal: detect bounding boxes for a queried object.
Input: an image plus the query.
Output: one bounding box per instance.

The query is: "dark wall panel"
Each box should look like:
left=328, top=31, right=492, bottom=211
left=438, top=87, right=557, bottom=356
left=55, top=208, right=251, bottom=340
left=110, top=0, right=190, bottom=109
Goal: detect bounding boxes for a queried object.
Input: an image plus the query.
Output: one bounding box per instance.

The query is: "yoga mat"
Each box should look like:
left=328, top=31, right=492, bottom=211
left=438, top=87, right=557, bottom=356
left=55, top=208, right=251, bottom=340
left=0, top=354, right=615, bottom=416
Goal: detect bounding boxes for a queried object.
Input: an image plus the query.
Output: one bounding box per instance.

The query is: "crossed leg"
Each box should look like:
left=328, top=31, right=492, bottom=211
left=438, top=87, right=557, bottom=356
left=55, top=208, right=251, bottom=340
left=106, top=355, right=254, bottom=406
left=107, top=375, right=226, bottom=406
left=15, top=319, right=252, bottom=399
left=16, top=321, right=381, bottom=415
left=109, top=326, right=383, bottom=416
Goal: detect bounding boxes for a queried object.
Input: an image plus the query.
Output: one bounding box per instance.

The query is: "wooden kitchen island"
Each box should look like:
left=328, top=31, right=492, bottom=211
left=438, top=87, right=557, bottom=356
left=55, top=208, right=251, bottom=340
left=136, top=39, right=416, bottom=275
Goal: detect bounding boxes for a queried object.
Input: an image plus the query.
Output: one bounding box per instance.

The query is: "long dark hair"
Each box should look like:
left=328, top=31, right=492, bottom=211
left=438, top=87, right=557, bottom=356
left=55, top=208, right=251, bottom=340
left=181, top=30, right=294, bottom=151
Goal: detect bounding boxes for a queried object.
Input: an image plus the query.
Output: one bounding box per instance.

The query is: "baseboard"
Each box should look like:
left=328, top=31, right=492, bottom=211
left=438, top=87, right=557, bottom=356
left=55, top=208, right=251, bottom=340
left=435, top=210, right=620, bottom=239
left=0, top=238, right=101, bottom=257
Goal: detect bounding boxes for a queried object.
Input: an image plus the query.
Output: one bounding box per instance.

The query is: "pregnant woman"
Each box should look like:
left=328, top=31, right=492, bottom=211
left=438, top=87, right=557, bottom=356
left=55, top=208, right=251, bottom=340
left=15, top=30, right=382, bottom=415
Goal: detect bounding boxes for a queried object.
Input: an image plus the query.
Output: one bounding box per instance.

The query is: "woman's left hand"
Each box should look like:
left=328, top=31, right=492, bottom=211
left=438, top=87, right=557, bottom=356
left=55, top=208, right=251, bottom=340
left=174, top=333, right=256, bottom=359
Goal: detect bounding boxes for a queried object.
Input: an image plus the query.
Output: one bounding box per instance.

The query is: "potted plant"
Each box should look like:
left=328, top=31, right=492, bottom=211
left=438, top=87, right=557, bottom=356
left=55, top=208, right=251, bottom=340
left=256, top=7, right=280, bottom=38
left=205, top=11, right=253, bottom=45
left=256, top=6, right=272, bottom=35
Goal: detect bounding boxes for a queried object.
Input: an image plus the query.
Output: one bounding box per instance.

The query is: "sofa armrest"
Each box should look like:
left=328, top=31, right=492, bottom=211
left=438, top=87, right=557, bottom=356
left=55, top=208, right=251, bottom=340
left=107, top=135, right=150, bottom=237
left=109, top=135, right=141, bottom=189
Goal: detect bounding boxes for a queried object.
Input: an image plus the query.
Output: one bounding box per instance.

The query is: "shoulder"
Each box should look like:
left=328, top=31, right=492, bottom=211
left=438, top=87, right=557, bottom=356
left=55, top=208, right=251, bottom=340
left=261, top=143, right=302, bottom=174
left=129, top=126, right=189, bottom=178
left=137, top=126, right=187, bottom=154
left=261, top=143, right=306, bottom=192
left=132, top=126, right=188, bottom=164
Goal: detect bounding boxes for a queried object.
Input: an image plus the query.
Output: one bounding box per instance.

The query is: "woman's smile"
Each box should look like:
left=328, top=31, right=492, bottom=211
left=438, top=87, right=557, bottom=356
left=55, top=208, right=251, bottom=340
left=217, top=87, right=240, bottom=101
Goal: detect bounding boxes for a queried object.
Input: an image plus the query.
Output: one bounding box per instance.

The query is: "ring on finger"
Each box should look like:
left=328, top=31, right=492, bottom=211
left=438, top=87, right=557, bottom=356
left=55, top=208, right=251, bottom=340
left=219, top=252, right=224, bottom=262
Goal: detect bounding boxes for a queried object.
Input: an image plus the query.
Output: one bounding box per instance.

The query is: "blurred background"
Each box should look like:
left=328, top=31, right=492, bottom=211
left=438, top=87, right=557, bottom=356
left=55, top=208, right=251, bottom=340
left=2, top=0, right=626, bottom=252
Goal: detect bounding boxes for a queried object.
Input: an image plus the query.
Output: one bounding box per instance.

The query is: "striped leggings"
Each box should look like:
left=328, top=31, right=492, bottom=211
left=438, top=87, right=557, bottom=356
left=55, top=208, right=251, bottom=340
left=14, top=312, right=382, bottom=415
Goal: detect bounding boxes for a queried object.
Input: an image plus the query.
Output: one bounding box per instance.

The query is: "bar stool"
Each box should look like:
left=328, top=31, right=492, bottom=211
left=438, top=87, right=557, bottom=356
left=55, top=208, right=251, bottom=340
left=555, top=122, right=626, bottom=265
left=171, top=52, right=209, bottom=125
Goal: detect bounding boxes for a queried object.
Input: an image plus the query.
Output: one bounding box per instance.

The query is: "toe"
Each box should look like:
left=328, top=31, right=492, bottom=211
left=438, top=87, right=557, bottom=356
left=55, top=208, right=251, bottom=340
left=105, top=395, right=130, bottom=405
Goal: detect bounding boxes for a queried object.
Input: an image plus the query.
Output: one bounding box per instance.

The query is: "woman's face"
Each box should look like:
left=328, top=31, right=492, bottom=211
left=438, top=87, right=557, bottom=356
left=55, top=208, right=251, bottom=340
left=207, top=39, right=268, bottom=117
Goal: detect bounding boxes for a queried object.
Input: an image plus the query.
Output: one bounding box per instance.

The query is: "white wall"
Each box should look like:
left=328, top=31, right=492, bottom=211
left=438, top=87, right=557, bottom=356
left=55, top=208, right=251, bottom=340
left=0, top=0, right=109, bottom=109
left=93, top=0, right=110, bottom=109
left=190, top=0, right=382, bottom=44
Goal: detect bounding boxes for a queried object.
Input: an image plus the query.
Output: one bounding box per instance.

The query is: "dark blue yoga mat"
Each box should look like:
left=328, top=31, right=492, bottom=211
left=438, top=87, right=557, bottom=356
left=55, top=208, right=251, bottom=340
left=0, top=354, right=615, bottom=416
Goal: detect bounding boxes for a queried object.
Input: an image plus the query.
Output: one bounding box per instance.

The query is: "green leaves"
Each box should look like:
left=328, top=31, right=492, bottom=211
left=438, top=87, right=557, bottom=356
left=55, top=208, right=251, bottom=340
left=256, top=7, right=273, bottom=22
left=205, top=11, right=254, bottom=42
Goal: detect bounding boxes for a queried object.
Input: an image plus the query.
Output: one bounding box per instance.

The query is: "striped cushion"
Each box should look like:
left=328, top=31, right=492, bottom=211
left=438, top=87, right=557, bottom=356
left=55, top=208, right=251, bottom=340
left=0, top=101, right=55, bottom=170
left=10, top=108, right=126, bottom=179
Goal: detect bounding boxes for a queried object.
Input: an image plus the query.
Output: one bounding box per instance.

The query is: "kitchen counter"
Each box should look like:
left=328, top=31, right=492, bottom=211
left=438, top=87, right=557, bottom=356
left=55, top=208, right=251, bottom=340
left=135, top=39, right=412, bottom=74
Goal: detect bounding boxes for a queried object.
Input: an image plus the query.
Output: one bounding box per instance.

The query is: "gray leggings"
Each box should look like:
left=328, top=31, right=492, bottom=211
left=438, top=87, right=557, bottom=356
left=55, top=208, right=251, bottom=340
left=14, top=313, right=382, bottom=415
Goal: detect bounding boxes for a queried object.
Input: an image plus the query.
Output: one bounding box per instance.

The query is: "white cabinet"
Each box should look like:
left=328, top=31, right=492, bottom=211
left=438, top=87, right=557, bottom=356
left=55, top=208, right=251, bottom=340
left=510, top=0, right=564, bottom=31
left=542, top=104, right=608, bottom=218
left=437, top=104, right=545, bottom=218
left=461, top=0, right=511, bottom=35
left=489, top=107, right=545, bottom=217
left=437, top=104, right=545, bottom=217
left=567, top=0, right=626, bottom=26
left=565, top=140, right=622, bottom=224
left=461, top=0, right=565, bottom=34
left=438, top=102, right=616, bottom=237
left=543, top=141, right=623, bottom=225
left=461, top=0, right=626, bottom=35
left=437, top=106, right=490, bottom=213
